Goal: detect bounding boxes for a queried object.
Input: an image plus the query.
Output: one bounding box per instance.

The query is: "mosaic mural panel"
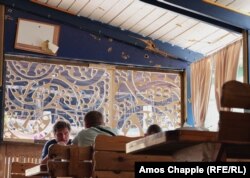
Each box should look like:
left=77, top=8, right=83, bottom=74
left=4, top=60, right=111, bottom=141
left=4, top=59, right=182, bottom=141
left=114, top=70, right=182, bottom=136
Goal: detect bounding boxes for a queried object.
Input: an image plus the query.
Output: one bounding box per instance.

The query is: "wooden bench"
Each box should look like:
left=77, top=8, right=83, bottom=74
left=217, top=80, right=250, bottom=161
left=11, top=162, right=40, bottom=178
left=47, top=144, right=93, bottom=178
left=43, top=135, right=172, bottom=178
left=93, top=135, right=173, bottom=178
left=3, top=142, right=42, bottom=178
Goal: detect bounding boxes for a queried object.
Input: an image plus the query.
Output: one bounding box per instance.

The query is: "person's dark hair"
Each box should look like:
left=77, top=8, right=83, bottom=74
left=146, top=124, right=162, bottom=135
left=53, top=120, right=71, bottom=133
left=84, top=110, right=104, bottom=128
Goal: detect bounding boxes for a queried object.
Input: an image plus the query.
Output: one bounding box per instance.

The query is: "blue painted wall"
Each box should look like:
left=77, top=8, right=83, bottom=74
left=4, top=7, right=189, bottom=69
left=2, top=7, right=194, bottom=129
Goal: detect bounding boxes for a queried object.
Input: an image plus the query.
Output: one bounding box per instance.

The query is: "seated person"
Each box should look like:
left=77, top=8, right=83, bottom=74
left=41, top=120, right=71, bottom=164
left=145, top=124, right=162, bottom=136
left=72, top=110, right=117, bottom=147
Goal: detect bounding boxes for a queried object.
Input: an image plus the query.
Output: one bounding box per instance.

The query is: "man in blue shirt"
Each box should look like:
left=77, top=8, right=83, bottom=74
left=41, top=120, right=71, bottom=164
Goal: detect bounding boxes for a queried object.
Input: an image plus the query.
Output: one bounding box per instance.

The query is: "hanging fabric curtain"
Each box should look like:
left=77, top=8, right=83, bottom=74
left=214, top=40, right=242, bottom=111
left=191, top=57, right=212, bottom=128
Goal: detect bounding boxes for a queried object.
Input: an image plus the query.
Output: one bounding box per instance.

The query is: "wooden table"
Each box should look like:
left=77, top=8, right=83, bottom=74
left=126, top=129, right=219, bottom=155
left=25, top=164, right=48, bottom=177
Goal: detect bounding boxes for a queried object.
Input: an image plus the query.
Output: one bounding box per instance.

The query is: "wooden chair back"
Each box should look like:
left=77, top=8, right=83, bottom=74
left=217, top=80, right=250, bottom=161
left=93, top=135, right=173, bottom=178
left=219, top=80, right=250, bottom=143
left=2, top=142, right=42, bottom=178
left=47, top=144, right=93, bottom=178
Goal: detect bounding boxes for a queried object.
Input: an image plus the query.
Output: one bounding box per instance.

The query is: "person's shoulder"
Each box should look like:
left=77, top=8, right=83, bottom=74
left=44, top=139, right=57, bottom=145
left=77, top=128, right=92, bottom=136
left=67, top=139, right=72, bottom=145
left=100, top=125, right=118, bottom=135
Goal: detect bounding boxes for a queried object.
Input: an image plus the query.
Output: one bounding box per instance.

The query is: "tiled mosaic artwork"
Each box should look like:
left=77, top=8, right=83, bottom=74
left=4, top=59, right=181, bottom=141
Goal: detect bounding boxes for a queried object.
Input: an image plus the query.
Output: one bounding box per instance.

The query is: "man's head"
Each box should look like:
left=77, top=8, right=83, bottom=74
left=53, top=120, right=71, bottom=144
left=145, top=124, right=162, bottom=136
left=84, top=111, right=104, bottom=128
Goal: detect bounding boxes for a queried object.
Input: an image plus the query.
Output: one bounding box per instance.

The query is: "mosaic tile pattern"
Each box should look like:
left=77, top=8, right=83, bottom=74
left=114, top=70, right=181, bottom=136
left=4, top=59, right=181, bottom=141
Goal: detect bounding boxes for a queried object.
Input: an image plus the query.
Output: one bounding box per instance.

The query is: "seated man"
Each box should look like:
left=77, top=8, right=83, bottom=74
left=145, top=124, right=162, bottom=136
left=41, top=120, right=71, bottom=164
left=72, top=110, right=117, bottom=147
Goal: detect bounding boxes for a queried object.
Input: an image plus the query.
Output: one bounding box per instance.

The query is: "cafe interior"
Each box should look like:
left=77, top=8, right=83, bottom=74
left=0, top=0, right=250, bottom=177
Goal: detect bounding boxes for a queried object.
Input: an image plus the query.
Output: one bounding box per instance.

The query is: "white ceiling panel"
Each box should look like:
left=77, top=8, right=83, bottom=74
left=199, top=33, right=241, bottom=55
left=46, top=0, right=61, bottom=7
left=88, top=0, right=120, bottom=20
left=109, top=1, right=145, bottom=27
left=78, top=0, right=106, bottom=17
left=140, top=12, right=178, bottom=37
left=130, top=8, right=166, bottom=33
left=36, top=0, right=48, bottom=3
left=31, top=0, right=242, bottom=57
left=190, top=29, right=229, bottom=51
left=99, top=0, right=134, bottom=24
left=57, top=0, right=75, bottom=10
left=159, top=18, right=198, bottom=42
left=150, top=15, right=188, bottom=40
left=68, top=0, right=90, bottom=15
left=172, top=23, right=219, bottom=48
left=120, top=4, right=155, bottom=30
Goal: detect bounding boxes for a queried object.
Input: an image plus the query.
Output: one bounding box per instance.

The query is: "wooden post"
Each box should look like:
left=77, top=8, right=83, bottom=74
left=0, top=5, right=5, bottom=178
left=0, top=4, right=4, bottom=86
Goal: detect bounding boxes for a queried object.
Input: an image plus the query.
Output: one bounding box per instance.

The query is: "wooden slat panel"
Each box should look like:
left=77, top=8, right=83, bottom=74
left=0, top=142, right=42, bottom=178
left=47, top=0, right=61, bottom=7
left=219, top=111, right=250, bottom=143
left=150, top=15, right=187, bottom=40
left=58, top=0, right=75, bottom=10
left=0, top=4, right=4, bottom=86
left=221, top=80, right=250, bottom=109
left=120, top=4, right=155, bottom=30
left=36, top=0, right=48, bottom=3
left=31, top=0, right=76, bottom=15
left=94, top=135, right=141, bottom=152
left=48, top=144, right=70, bottom=160
left=189, top=28, right=225, bottom=51
left=159, top=18, right=198, bottom=41
left=24, top=164, right=47, bottom=177
left=94, top=171, right=134, bottom=178
left=79, top=146, right=93, bottom=160
left=0, top=143, right=6, bottom=178
left=78, top=0, right=105, bottom=17
left=130, top=8, right=166, bottom=33
left=69, top=146, right=79, bottom=176
left=89, top=0, right=120, bottom=20
left=100, top=0, right=134, bottom=24
left=47, top=144, right=93, bottom=177
left=198, top=33, right=240, bottom=55
left=11, top=162, right=38, bottom=174
left=48, top=144, right=92, bottom=160
left=109, top=0, right=145, bottom=27
left=6, top=143, right=43, bottom=158
left=68, top=0, right=90, bottom=14
left=94, top=151, right=172, bottom=171
left=141, top=12, right=178, bottom=37
left=48, top=161, right=92, bottom=177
